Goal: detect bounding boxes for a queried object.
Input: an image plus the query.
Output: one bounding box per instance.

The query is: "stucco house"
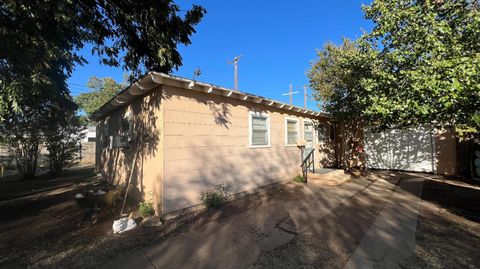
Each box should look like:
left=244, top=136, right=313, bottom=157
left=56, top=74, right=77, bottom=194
left=91, top=72, right=457, bottom=215
left=91, top=72, right=337, bottom=215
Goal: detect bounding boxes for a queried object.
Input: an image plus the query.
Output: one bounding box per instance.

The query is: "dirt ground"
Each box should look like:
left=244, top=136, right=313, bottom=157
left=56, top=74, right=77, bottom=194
left=0, top=168, right=479, bottom=268
left=0, top=166, right=323, bottom=268
left=407, top=177, right=480, bottom=269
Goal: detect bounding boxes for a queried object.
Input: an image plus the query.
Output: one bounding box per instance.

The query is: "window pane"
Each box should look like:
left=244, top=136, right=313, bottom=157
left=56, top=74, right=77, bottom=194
left=252, top=130, right=267, bottom=145
left=252, top=117, right=267, bottom=130
left=251, top=115, right=268, bottom=145
left=286, top=120, right=298, bottom=145
left=305, top=123, right=313, bottom=142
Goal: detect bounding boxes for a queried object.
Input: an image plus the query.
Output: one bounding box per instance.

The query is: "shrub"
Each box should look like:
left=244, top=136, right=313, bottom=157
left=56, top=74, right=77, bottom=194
left=139, top=202, right=155, bottom=218
left=293, top=175, right=305, bottom=183
left=200, top=184, right=230, bottom=209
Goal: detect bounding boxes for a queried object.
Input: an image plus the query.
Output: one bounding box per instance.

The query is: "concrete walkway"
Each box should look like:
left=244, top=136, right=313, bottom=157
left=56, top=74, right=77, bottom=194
left=101, top=173, right=425, bottom=269
left=102, top=180, right=368, bottom=269
left=344, top=175, right=424, bottom=269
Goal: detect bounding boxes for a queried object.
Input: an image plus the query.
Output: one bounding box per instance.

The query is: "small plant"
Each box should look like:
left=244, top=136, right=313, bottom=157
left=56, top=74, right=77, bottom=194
left=200, top=184, right=230, bottom=209
left=293, top=175, right=305, bottom=183
left=138, top=191, right=155, bottom=217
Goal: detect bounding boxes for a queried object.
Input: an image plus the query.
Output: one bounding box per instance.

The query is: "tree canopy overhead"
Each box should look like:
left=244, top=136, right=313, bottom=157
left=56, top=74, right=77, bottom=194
left=0, top=0, right=206, bottom=120
left=310, top=0, right=480, bottom=129
left=0, top=0, right=205, bottom=178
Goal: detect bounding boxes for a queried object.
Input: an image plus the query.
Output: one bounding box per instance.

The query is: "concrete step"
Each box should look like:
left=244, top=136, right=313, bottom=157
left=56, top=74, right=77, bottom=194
left=307, top=168, right=351, bottom=185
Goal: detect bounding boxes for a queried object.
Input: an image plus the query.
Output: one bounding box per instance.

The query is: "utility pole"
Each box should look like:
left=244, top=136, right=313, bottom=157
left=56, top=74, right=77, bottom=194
left=227, top=55, right=242, bottom=90
left=304, top=85, right=307, bottom=109
left=281, top=83, right=299, bottom=105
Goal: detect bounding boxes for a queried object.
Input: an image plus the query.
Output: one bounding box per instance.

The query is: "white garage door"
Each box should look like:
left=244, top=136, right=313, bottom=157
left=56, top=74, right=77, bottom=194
left=364, top=127, right=435, bottom=173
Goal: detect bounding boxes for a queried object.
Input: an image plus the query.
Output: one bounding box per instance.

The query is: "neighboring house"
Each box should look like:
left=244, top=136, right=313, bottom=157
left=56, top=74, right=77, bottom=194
left=81, top=125, right=97, bottom=143
left=91, top=72, right=337, bottom=214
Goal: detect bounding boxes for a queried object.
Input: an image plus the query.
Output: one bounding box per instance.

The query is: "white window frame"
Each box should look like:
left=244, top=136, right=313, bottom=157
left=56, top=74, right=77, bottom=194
left=303, top=119, right=315, bottom=146
left=248, top=111, right=271, bottom=148
left=285, top=117, right=299, bottom=146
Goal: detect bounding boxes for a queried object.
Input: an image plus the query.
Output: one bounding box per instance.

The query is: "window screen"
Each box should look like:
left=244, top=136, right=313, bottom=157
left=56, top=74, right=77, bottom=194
left=304, top=122, right=314, bottom=142
left=286, top=119, right=298, bottom=145
left=251, top=115, right=269, bottom=146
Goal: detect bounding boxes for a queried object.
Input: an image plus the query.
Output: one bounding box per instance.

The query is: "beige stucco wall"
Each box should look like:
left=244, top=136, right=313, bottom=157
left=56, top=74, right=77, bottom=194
left=96, top=89, right=164, bottom=213
left=161, top=85, right=332, bottom=213
left=96, top=84, right=335, bottom=214
left=435, top=127, right=457, bottom=175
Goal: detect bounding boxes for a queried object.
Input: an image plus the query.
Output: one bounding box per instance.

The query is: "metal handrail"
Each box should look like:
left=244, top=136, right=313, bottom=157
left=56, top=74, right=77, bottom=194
left=300, top=149, right=315, bottom=182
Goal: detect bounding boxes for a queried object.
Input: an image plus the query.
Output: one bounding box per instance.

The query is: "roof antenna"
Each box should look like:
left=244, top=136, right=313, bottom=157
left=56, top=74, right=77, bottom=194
left=193, top=67, right=202, bottom=82
left=227, top=55, right=242, bottom=90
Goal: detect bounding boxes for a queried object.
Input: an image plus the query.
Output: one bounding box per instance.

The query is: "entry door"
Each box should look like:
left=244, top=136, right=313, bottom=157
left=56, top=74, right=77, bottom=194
left=304, top=121, right=315, bottom=157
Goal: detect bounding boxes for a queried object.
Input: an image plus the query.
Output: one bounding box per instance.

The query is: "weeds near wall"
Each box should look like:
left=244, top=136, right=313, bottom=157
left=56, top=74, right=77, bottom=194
left=200, top=184, right=230, bottom=209
left=293, top=175, right=306, bottom=183
left=139, top=191, right=155, bottom=217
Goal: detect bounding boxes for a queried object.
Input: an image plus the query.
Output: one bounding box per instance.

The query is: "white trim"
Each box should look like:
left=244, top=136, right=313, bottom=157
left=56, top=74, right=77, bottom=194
left=248, top=111, right=271, bottom=148
left=285, top=117, right=299, bottom=146
left=92, top=72, right=330, bottom=121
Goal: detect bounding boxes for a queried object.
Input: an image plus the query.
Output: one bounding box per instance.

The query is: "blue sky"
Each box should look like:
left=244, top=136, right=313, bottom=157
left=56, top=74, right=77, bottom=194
left=68, top=1, right=372, bottom=111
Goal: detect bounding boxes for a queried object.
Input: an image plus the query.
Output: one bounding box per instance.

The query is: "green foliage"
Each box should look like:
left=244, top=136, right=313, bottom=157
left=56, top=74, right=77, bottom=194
left=75, top=77, right=124, bottom=118
left=1, top=0, right=205, bottom=176
left=0, top=106, right=52, bottom=179
left=1, top=0, right=206, bottom=120
left=139, top=202, right=155, bottom=218
left=309, top=0, right=480, bottom=129
left=362, top=0, right=480, bottom=128
left=44, top=112, right=85, bottom=177
left=309, top=40, right=371, bottom=169
left=139, top=191, right=155, bottom=217
left=293, top=175, right=305, bottom=183
left=200, top=184, right=230, bottom=209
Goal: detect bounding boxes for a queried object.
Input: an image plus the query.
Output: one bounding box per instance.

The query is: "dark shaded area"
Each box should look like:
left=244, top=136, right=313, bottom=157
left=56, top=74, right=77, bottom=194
left=98, top=89, right=165, bottom=208
left=0, top=166, right=95, bottom=202
left=421, top=179, right=480, bottom=223
left=407, top=178, right=480, bottom=269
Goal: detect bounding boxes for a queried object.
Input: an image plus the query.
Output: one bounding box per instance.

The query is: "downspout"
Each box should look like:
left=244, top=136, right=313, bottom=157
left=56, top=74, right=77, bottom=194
left=430, top=126, right=436, bottom=174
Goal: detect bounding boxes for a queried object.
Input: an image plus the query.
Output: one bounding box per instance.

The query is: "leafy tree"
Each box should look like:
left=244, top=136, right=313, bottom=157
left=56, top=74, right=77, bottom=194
left=1, top=0, right=205, bottom=177
left=309, top=39, right=375, bottom=169
left=360, top=0, right=480, bottom=128
left=310, top=0, right=479, bottom=134
left=75, top=77, right=124, bottom=118
left=0, top=108, right=48, bottom=178
left=44, top=111, right=85, bottom=177
left=1, top=0, right=206, bottom=119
